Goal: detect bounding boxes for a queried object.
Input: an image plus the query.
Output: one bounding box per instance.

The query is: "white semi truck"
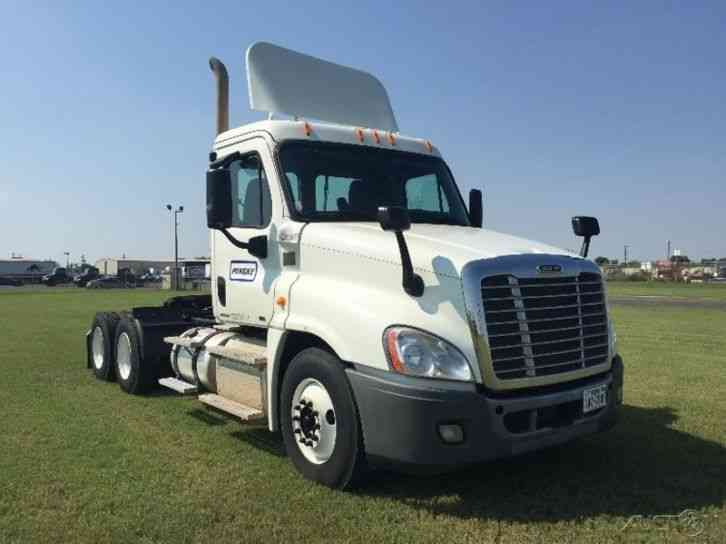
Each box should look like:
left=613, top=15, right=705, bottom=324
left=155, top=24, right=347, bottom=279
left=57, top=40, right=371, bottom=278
left=86, top=42, right=623, bottom=489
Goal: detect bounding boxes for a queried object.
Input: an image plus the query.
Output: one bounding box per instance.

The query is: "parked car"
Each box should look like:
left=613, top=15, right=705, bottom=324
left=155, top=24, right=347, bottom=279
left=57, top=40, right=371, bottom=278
left=0, top=277, right=22, bottom=287
left=74, top=267, right=100, bottom=287
left=86, top=276, right=124, bottom=289
left=42, top=267, right=72, bottom=286
left=138, top=272, right=162, bottom=285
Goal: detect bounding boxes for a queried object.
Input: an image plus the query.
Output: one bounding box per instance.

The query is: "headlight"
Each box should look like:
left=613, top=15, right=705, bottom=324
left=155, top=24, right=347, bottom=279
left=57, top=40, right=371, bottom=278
left=383, top=327, right=473, bottom=382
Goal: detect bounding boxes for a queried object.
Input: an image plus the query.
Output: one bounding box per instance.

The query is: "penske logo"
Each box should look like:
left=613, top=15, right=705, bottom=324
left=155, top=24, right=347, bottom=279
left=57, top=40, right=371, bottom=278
left=230, top=261, right=258, bottom=282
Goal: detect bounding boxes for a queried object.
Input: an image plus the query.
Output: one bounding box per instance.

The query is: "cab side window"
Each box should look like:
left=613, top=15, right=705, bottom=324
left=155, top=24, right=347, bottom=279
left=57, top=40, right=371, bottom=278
left=231, top=153, right=272, bottom=227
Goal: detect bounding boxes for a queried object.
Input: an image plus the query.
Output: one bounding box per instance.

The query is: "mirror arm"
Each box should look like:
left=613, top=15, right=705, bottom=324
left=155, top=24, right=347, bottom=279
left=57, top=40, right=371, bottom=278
left=218, top=228, right=267, bottom=259
left=394, top=231, right=424, bottom=297
left=219, top=227, right=249, bottom=250
left=580, top=235, right=592, bottom=258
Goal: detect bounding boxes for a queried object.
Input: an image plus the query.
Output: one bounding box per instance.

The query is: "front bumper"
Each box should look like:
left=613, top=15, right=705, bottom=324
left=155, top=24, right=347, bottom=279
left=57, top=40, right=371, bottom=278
left=347, top=355, right=623, bottom=470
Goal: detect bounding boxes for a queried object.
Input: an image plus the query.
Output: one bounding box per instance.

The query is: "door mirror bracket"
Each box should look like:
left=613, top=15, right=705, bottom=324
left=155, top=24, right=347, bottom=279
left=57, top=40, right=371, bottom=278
left=218, top=230, right=268, bottom=259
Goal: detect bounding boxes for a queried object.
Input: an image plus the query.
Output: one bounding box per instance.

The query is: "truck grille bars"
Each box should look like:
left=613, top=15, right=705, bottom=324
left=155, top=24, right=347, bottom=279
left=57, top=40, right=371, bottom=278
left=480, top=272, right=608, bottom=380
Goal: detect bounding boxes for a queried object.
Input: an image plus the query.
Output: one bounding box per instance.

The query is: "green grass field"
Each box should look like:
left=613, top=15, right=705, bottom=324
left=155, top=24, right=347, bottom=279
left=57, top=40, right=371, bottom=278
left=607, top=280, right=726, bottom=300
left=1, top=287, right=724, bottom=543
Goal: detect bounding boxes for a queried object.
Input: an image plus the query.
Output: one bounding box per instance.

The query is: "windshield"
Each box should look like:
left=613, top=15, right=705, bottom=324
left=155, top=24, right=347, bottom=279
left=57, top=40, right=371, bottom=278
left=278, top=141, right=471, bottom=226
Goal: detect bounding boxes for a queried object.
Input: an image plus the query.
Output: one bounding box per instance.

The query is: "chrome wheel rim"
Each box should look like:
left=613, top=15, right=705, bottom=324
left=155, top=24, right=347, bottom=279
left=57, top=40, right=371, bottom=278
left=91, top=326, right=105, bottom=370
left=291, top=378, right=337, bottom=464
left=116, top=332, right=132, bottom=381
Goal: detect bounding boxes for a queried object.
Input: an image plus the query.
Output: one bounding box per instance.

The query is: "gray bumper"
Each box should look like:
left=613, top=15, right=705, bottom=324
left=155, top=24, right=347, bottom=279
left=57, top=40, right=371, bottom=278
left=347, top=356, right=623, bottom=470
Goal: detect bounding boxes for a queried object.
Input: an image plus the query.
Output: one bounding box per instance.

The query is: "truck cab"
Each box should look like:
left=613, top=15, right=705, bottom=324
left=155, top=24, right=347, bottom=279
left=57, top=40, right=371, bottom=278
left=87, top=42, right=623, bottom=490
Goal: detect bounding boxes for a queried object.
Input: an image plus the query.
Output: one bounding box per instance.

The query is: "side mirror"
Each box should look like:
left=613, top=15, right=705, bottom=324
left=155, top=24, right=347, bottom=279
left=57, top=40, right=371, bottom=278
left=377, top=206, right=423, bottom=297
left=571, top=216, right=600, bottom=258
left=207, top=166, right=268, bottom=259
left=571, top=216, right=600, bottom=238
left=469, top=189, right=483, bottom=228
left=206, top=168, right=234, bottom=229
left=377, top=206, right=411, bottom=232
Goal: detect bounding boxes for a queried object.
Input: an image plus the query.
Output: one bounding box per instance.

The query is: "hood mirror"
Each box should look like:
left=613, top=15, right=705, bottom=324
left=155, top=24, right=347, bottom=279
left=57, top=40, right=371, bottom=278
left=377, top=206, right=424, bottom=297
left=469, top=189, right=483, bottom=228
left=378, top=206, right=411, bottom=232
left=571, top=216, right=600, bottom=258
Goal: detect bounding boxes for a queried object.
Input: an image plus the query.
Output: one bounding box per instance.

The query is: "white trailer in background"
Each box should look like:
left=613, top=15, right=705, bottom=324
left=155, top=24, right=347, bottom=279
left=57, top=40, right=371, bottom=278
left=87, top=42, right=623, bottom=489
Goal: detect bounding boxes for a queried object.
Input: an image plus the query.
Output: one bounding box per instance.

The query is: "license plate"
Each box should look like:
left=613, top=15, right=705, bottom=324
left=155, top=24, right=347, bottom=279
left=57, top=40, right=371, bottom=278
left=583, top=384, right=608, bottom=413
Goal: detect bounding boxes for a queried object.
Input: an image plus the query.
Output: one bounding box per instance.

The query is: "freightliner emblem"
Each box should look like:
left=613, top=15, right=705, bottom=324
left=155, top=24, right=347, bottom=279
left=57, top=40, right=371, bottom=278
left=537, top=264, right=562, bottom=273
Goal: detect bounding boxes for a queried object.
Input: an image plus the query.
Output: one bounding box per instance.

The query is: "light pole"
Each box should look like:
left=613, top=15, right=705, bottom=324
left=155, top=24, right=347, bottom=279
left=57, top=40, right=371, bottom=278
left=166, top=204, right=184, bottom=290
left=624, top=245, right=629, bottom=266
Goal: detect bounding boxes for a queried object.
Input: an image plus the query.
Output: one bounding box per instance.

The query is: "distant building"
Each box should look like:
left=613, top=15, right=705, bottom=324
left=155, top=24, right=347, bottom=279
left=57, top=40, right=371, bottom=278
left=95, top=257, right=210, bottom=280
left=95, top=258, right=176, bottom=277
left=620, top=267, right=642, bottom=277
left=0, top=259, right=57, bottom=284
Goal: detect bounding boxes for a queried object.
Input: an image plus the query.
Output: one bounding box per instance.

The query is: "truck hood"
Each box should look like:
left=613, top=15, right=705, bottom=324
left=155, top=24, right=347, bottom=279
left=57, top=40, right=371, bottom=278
left=301, top=223, right=580, bottom=278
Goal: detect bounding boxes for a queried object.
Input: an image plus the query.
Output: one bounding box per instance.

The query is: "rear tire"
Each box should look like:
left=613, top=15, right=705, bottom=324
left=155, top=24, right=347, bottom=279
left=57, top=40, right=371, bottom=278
left=114, top=316, right=155, bottom=394
left=89, top=312, right=120, bottom=381
left=280, top=348, right=366, bottom=489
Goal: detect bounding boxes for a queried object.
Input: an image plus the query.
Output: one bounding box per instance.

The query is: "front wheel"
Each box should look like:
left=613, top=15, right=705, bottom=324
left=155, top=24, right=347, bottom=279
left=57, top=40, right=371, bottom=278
left=280, top=348, right=366, bottom=489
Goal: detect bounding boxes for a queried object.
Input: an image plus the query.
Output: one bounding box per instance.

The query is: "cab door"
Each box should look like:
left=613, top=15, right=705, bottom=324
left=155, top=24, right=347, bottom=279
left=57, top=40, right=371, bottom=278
left=212, top=138, right=281, bottom=326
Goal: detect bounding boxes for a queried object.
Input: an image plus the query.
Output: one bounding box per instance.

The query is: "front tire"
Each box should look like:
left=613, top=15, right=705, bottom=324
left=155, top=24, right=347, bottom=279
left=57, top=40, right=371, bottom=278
left=280, top=348, right=366, bottom=489
left=114, top=316, right=155, bottom=394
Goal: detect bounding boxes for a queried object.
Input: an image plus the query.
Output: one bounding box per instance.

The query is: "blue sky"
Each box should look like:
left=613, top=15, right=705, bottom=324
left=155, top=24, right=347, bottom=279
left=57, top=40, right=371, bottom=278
left=1, top=1, right=724, bottom=265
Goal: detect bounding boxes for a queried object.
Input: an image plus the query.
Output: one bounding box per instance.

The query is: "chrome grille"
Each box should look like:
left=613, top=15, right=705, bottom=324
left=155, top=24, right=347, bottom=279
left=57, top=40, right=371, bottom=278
left=481, top=272, right=608, bottom=380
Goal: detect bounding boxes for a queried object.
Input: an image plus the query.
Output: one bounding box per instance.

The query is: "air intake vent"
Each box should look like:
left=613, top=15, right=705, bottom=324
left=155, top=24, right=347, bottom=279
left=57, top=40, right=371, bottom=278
left=481, top=272, right=608, bottom=380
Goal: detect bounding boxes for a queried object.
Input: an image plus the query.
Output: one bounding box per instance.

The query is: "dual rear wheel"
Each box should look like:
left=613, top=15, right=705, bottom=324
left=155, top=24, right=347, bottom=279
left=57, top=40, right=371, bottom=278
left=89, top=312, right=120, bottom=381
left=89, top=312, right=154, bottom=394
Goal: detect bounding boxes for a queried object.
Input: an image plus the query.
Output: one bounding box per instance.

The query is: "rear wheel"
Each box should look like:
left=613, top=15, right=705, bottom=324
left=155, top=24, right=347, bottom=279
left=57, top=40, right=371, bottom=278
left=89, top=312, right=120, bottom=381
left=280, top=348, right=366, bottom=489
left=115, top=316, right=155, bottom=394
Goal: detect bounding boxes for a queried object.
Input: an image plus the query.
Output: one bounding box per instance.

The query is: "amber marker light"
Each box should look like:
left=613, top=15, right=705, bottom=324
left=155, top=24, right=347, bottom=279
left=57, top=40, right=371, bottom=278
left=385, top=328, right=405, bottom=373
left=356, top=128, right=365, bottom=142
left=372, top=129, right=381, bottom=144
left=303, top=122, right=312, bottom=136
left=276, top=296, right=287, bottom=308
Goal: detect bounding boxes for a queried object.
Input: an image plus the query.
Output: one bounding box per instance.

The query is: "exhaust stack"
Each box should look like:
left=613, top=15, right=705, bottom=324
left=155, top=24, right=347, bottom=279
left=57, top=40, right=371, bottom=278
left=209, top=57, right=229, bottom=135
